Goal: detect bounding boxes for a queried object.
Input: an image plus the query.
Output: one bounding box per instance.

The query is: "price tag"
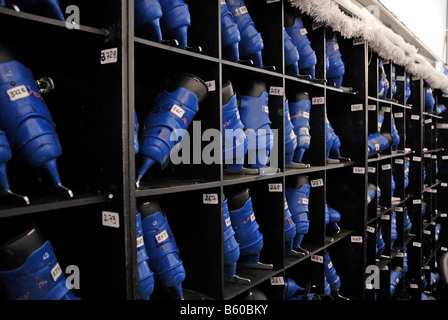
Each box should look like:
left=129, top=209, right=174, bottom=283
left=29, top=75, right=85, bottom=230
left=310, top=179, right=324, bottom=187
left=268, top=183, right=283, bottom=192
left=311, top=255, right=323, bottom=263
left=51, top=263, right=62, bottom=282
left=203, top=193, right=218, bottom=204
left=269, top=86, right=284, bottom=96
left=7, top=85, right=30, bottom=101
left=100, top=48, right=118, bottom=64
left=312, top=97, right=325, bottom=105
left=155, top=230, right=168, bottom=243
left=102, top=211, right=120, bottom=228
left=270, top=277, right=284, bottom=285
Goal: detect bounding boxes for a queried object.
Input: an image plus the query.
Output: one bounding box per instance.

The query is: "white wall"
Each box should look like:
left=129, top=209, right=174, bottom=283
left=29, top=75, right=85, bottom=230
left=380, top=0, right=447, bottom=63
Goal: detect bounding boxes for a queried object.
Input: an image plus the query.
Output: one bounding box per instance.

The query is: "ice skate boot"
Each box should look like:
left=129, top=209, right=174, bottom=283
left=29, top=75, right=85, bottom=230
left=287, top=91, right=311, bottom=168
left=136, top=213, right=155, bottom=300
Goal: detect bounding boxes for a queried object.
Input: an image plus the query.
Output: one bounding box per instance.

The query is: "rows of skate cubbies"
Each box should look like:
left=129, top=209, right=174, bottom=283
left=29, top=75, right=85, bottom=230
left=0, top=0, right=447, bottom=301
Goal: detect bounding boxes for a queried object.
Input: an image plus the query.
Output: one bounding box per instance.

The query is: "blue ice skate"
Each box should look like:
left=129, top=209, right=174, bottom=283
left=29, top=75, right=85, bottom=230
left=404, top=158, right=410, bottom=189
left=284, top=100, right=298, bottom=167
left=404, top=210, right=412, bottom=234
left=390, top=266, right=403, bottom=295
left=326, top=204, right=341, bottom=235
left=437, top=104, right=447, bottom=115
left=222, top=80, right=251, bottom=174
left=287, top=91, right=311, bottom=167
left=367, top=132, right=392, bottom=157
left=222, top=197, right=250, bottom=284
left=367, top=183, right=376, bottom=205
left=325, top=114, right=341, bottom=163
left=284, top=278, right=305, bottom=299
left=405, top=74, right=411, bottom=103
left=378, top=60, right=389, bottom=99
left=285, top=12, right=316, bottom=78
left=239, top=80, right=276, bottom=174
left=391, top=65, right=397, bottom=97
left=227, top=187, right=273, bottom=269
left=424, top=84, right=435, bottom=113
left=5, top=0, right=64, bottom=20
left=391, top=211, right=397, bottom=248
left=325, top=252, right=349, bottom=300
left=0, top=43, right=72, bottom=198
left=391, top=117, right=400, bottom=151
left=325, top=32, right=345, bottom=88
left=140, top=198, right=186, bottom=299
left=221, top=1, right=241, bottom=63
left=136, top=213, right=155, bottom=300
left=285, top=175, right=311, bottom=256
left=284, top=198, right=298, bottom=256
left=137, top=73, right=208, bottom=185
left=134, top=0, right=163, bottom=43
left=284, top=29, right=300, bottom=77
left=0, top=129, right=29, bottom=204
left=376, top=226, right=385, bottom=257
left=0, top=226, right=79, bottom=300
left=134, top=111, right=139, bottom=154
left=226, top=0, right=264, bottom=68
left=159, top=0, right=192, bottom=50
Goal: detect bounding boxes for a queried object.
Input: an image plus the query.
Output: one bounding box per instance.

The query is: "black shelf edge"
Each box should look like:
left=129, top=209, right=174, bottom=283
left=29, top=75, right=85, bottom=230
left=368, top=96, right=414, bottom=110
left=136, top=180, right=222, bottom=197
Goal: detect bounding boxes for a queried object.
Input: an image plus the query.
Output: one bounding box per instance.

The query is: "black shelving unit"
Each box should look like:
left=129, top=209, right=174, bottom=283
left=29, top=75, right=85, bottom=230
left=1, top=0, right=447, bottom=301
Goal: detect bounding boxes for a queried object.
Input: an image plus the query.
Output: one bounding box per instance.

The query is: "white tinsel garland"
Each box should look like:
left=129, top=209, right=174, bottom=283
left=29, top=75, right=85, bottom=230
left=289, top=0, right=448, bottom=94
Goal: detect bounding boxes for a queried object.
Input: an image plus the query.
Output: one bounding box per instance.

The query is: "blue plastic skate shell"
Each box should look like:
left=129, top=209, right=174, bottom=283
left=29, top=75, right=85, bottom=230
left=0, top=52, right=72, bottom=197
left=134, top=0, right=163, bottom=43
left=325, top=115, right=341, bottom=162
left=284, top=277, right=305, bottom=299
left=284, top=100, right=298, bottom=166
left=159, top=0, right=191, bottom=49
left=284, top=198, right=297, bottom=254
left=222, top=198, right=240, bottom=280
left=378, top=60, right=389, bottom=99
left=0, top=240, right=79, bottom=300
left=285, top=15, right=316, bottom=78
left=326, top=204, right=341, bottom=234
left=5, top=0, right=64, bottom=20
left=367, top=132, right=392, bottom=157
left=222, top=93, right=248, bottom=172
left=141, top=209, right=185, bottom=299
left=137, top=73, right=207, bottom=184
left=284, top=29, right=300, bottom=77
left=325, top=252, right=341, bottom=294
left=391, top=117, right=400, bottom=151
left=136, top=213, right=155, bottom=300
left=221, top=1, right=241, bottom=63
left=239, top=89, right=274, bottom=171
left=326, top=33, right=345, bottom=88
left=424, top=85, right=435, bottom=113
left=226, top=0, right=264, bottom=68
left=288, top=93, right=311, bottom=165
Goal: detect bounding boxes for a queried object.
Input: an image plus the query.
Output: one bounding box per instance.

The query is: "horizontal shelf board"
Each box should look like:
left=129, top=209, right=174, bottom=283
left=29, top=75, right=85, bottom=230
left=367, top=149, right=414, bottom=162
left=223, top=266, right=280, bottom=300
left=136, top=180, right=222, bottom=197
left=0, top=7, right=107, bottom=36
left=222, top=171, right=284, bottom=186
left=423, top=112, right=443, bottom=119
left=368, top=96, right=414, bottom=109
left=324, top=229, right=354, bottom=248
left=0, top=193, right=107, bottom=218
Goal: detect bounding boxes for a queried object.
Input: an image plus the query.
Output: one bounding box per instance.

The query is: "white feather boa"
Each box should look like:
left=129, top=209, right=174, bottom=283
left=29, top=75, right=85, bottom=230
left=289, top=0, right=448, bottom=94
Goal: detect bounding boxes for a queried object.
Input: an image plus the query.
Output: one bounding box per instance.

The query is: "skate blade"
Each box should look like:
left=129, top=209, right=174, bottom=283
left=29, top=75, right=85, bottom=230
left=225, top=167, right=259, bottom=175
left=238, top=59, right=253, bottom=66
left=187, top=45, right=202, bottom=53
left=285, top=162, right=310, bottom=169
left=55, top=183, right=74, bottom=198
left=225, top=275, right=251, bottom=285
left=6, top=190, right=30, bottom=205
left=161, top=39, right=179, bottom=47
left=257, top=167, right=280, bottom=175
left=326, top=158, right=341, bottom=164
left=297, top=74, right=312, bottom=80
left=286, top=249, right=307, bottom=258
left=261, top=65, right=276, bottom=71
left=241, top=261, right=274, bottom=270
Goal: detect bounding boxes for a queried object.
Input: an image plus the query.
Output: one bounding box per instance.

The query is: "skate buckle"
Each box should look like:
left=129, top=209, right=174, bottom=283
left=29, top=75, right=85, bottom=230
left=35, top=77, right=55, bottom=93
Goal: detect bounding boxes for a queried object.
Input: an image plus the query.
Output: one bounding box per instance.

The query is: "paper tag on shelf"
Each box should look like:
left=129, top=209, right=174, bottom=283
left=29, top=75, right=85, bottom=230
left=268, top=183, right=283, bottom=192
left=368, top=104, right=376, bottom=111
left=205, top=80, right=216, bottom=92
left=311, top=255, right=323, bottom=263
left=367, top=226, right=375, bottom=233
left=351, top=104, right=363, bottom=111
left=203, top=193, right=218, bottom=204
left=270, top=276, right=284, bottom=285
left=411, top=115, right=420, bottom=120
left=353, top=167, right=365, bottom=174
left=351, top=236, right=363, bottom=243
left=102, top=211, right=120, bottom=228
left=269, top=86, right=284, bottom=96
left=310, top=179, right=324, bottom=187
left=312, top=97, right=325, bottom=105
left=101, top=48, right=118, bottom=64
left=394, top=112, right=403, bottom=118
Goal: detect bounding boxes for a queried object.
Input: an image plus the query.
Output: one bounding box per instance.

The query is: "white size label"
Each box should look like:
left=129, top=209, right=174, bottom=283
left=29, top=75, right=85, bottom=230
left=351, top=104, right=363, bottom=111
left=205, top=80, right=216, bottom=92
left=300, top=28, right=308, bottom=36
left=367, top=226, right=375, bottom=233
left=155, top=230, right=168, bottom=243
left=102, top=211, right=120, bottom=228
left=312, top=97, right=325, bottom=105
left=394, top=112, right=403, bottom=118
left=413, top=199, right=422, bottom=204
left=413, top=241, right=421, bottom=247
left=269, top=86, right=284, bottom=96
left=7, top=85, right=29, bottom=101
left=225, top=217, right=231, bottom=227
left=396, top=76, right=405, bottom=81
left=381, top=106, right=391, bottom=113
left=368, top=167, right=376, bottom=173
left=311, top=255, right=323, bottom=263
left=170, top=104, right=185, bottom=118
left=270, top=276, right=284, bottom=285
left=51, top=263, right=62, bottom=282
left=395, top=159, right=404, bottom=164
left=311, top=179, right=324, bottom=187
left=351, top=236, right=363, bottom=243
left=381, top=164, right=391, bottom=170
left=136, top=236, right=144, bottom=248
left=411, top=115, right=420, bottom=120
left=235, top=6, right=248, bottom=15
left=381, top=214, right=390, bottom=220
left=413, top=156, right=421, bottom=162
left=368, top=104, right=376, bottom=111
left=267, top=0, right=280, bottom=3
left=203, top=193, right=218, bottom=204
left=100, top=48, right=118, bottom=64
left=268, top=183, right=283, bottom=192
left=353, top=167, right=365, bottom=174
